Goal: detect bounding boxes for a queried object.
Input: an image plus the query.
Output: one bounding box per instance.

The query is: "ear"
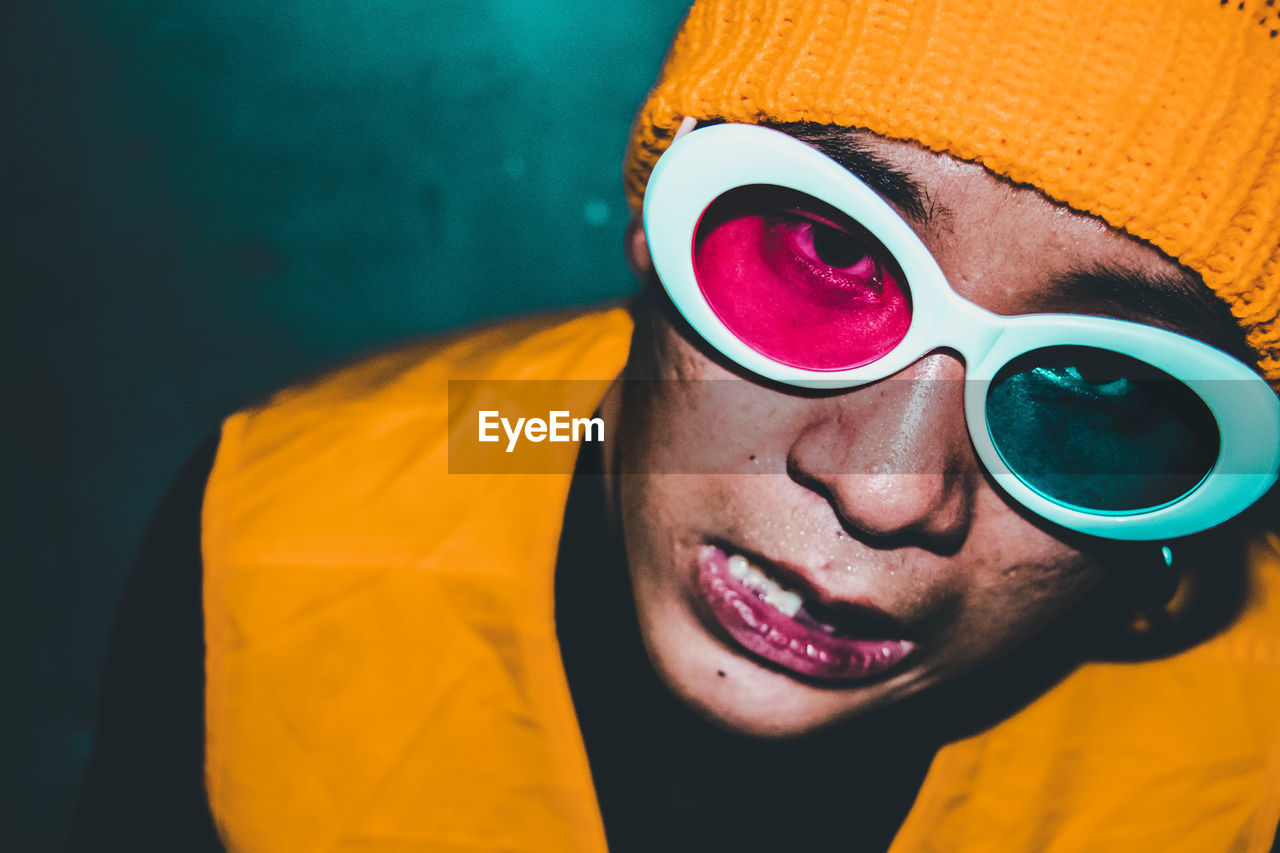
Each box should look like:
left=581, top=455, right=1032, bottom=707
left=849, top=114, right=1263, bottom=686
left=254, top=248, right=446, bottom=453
left=625, top=214, right=654, bottom=282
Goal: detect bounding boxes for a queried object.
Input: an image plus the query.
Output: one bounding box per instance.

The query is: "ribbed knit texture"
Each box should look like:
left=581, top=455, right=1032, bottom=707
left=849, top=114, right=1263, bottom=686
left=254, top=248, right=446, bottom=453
left=624, top=0, right=1280, bottom=383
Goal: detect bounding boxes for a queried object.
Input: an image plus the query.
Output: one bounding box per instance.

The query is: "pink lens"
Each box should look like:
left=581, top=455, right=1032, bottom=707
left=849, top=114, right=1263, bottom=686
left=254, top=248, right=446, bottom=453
left=693, top=186, right=912, bottom=371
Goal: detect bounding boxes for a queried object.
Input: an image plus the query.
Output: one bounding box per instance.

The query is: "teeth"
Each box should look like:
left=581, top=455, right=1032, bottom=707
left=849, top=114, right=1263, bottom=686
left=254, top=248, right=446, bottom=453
left=725, top=552, right=806, bottom=618
left=767, top=589, right=802, bottom=617
left=731, top=599, right=759, bottom=629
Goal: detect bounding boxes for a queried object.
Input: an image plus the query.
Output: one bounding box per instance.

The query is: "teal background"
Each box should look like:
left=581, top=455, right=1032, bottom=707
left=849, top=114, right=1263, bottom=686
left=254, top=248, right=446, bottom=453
left=5, top=1, right=688, bottom=848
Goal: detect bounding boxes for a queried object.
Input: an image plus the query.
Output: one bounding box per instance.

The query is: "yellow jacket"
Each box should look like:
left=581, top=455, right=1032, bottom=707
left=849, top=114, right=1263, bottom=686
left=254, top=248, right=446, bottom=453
left=203, top=307, right=1280, bottom=852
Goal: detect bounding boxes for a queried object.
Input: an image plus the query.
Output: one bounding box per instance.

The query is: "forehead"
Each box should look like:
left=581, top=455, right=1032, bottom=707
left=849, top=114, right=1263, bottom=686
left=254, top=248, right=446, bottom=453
left=766, top=122, right=1249, bottom=360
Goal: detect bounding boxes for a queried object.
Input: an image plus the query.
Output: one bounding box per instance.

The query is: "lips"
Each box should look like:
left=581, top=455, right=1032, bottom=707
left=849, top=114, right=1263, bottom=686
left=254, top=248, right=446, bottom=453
left=695, top=544, right=914, bottom=682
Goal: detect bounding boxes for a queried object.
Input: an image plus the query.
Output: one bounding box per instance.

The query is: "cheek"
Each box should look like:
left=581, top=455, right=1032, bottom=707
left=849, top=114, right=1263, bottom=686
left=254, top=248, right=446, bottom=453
left=943, top=538, right=1106, bottom=663
left=619, top=320, right=806, bottom=476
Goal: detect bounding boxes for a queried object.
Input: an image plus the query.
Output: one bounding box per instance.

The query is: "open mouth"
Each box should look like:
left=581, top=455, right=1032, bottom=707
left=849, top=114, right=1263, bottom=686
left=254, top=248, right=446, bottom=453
left=695, top=544, right=914, bottom=682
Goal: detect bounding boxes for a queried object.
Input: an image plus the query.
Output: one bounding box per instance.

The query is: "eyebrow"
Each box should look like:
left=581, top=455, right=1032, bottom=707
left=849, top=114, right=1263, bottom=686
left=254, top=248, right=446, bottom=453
left=760, top=121, right=942, bottom=228
left=1047, top=264, right=1252, bottom=360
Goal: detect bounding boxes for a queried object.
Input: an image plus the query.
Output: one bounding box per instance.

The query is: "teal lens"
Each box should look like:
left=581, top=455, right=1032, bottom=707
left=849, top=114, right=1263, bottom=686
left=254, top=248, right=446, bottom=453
left=985, top=346, right=1220, bottom=512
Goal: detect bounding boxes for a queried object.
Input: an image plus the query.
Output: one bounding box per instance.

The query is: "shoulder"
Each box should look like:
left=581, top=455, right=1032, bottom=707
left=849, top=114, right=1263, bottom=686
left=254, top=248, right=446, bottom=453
left=202, top=305, right=632, bottom=562
left=238, top=304, right=633, bottom=423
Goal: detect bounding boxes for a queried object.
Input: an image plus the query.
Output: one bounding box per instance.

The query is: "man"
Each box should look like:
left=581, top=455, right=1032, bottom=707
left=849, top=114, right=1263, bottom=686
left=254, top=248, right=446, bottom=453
left=72, top=0, right=1280, bottom=850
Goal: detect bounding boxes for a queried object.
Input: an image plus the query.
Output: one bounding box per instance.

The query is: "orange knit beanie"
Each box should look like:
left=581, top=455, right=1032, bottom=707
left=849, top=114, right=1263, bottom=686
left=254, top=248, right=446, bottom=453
left=624, top=0, right=1280, bottom=383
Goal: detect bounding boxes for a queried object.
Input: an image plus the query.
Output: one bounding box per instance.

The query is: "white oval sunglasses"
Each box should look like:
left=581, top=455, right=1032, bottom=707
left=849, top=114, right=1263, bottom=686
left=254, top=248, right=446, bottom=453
left=642, top=122, right=1280, bottom=541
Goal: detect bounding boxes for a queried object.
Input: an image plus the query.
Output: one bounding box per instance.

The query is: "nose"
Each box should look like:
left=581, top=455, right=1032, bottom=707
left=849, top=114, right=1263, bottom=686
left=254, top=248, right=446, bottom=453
left=785, top=355, right=977, bottom=550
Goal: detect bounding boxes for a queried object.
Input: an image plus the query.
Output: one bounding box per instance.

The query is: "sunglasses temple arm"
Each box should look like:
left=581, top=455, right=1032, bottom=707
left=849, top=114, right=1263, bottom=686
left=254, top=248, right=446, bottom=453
left=673, top=116, right=698, bottom=143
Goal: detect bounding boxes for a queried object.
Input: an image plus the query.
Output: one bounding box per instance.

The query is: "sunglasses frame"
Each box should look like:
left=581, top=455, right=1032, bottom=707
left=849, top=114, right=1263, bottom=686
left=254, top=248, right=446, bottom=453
left=643, top=123, right=1280, bottom=540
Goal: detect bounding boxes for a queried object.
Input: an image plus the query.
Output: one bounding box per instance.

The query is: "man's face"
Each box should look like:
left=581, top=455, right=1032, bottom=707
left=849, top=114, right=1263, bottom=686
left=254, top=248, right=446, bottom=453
left=605, top=127, right=1236, bottom=737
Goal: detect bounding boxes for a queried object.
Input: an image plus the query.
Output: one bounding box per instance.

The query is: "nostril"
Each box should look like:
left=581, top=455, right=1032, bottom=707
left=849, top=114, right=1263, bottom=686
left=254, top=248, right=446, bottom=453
left=788, top=441, right=973, bottom=552
left=785, top=450, right=827, bottom=495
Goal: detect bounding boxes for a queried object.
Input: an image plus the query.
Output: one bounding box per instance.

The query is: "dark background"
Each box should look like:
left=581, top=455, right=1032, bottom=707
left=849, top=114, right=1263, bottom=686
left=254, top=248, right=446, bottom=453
left=4, top=1, right=689, bottom=848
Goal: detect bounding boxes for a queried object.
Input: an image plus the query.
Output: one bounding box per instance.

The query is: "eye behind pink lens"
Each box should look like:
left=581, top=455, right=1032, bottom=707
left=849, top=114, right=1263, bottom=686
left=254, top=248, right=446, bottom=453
left=693, top=188, right=912, bottom=371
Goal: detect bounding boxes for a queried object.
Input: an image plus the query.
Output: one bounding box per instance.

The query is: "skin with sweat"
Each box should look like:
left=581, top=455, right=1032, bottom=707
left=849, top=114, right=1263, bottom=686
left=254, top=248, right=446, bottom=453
left=598, top=128, right=1227, bottom=738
